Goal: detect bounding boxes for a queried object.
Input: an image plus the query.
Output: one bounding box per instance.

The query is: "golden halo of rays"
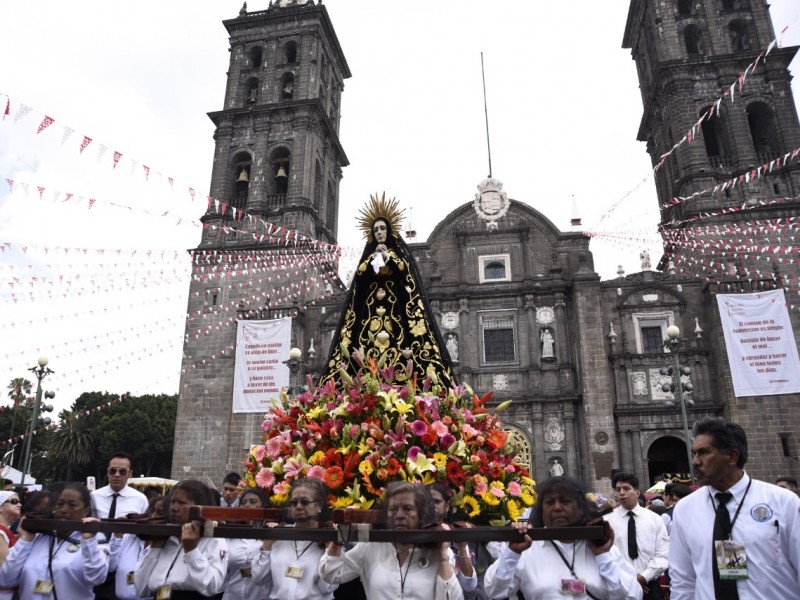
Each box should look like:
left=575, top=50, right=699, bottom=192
left=357, top=192, right=405, bottom=243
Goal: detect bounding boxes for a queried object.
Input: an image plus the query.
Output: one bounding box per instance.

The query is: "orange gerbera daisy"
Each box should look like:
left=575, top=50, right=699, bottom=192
left=323, top=466, right=345, bottom=489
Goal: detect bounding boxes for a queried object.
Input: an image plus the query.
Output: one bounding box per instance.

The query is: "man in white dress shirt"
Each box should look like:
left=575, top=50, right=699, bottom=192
left=91, top=451, right=149, bottom=599
left=606, top=472, right=669, bottom=599
left=669, top=417, right=800, bottom=600
left=220, top=472, right=243, bottom=507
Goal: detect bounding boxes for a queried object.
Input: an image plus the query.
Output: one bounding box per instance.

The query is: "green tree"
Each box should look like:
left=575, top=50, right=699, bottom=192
left=1, top=377, right=39, bottom=472
left=46, top=411, right=95, bottom=481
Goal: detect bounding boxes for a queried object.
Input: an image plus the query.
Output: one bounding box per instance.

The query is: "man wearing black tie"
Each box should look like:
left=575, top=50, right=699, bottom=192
left=606, top=472, right=669, bottom=599
left=669, top=417, right=800, bottom=599
left=91, top=451, right=149, bottom=599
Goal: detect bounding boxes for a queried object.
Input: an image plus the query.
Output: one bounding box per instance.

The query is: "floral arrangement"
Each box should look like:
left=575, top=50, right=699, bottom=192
left=244, top=351, right=537, bottom=525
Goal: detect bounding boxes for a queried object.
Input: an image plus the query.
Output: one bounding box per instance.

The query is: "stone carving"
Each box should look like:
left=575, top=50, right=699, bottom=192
left=493, top=373, right=509, bottom=390
left=473, top=178, right=510, bottom=230
left=540, top=327, right=555, bottom=359
left=536, top=306, right=555, bottom=325
left=560, top=369, right=573, bottom=389
left=544, top=417, right=565, bottom=451
left=640, top=249, right=652, bottom=271
left=631, top=372, right=648, bottom=397
left=441, top=311, right=459, bottom=330
left=446, top=333, right=459, bottom=362
left=595, top=431, right=609, bottom=446
left=649, top=368, right=692, bottom=401
left=549, top=459, right=564, bottom=477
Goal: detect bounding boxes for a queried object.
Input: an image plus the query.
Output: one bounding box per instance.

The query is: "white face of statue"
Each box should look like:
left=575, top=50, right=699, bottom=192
left=373, top=220, right=388, bottom=244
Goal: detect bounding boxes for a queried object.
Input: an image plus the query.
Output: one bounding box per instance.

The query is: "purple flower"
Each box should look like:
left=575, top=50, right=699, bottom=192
left=440, top=433, right=456, bottom=449
left=410, top=420, right=428, bottom=436
left=408, top=446, right=423, bottom=460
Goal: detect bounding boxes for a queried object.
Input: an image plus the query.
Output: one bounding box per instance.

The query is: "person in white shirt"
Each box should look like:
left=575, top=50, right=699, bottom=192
left=484, top=475, right=641, bottom=600
left=92, top=452, right=150, bottom=599
left=320, top=481, right=464, bottom=600
left=92, top=452, right=150, bottom=519
left=108, top=495, right=164, bottom=600
left=669, top=416, right=800, bottom=600
left=134, top=479, right=228, bottom=599
left=0, top=483, right=110, bottom=599
left=252, top=478, right=337, bottom=600
left=220, top=473, right=243, bottom=508
left=223, top=487, right=271, bottom=600
left=605, top=473, right=669, bottom=599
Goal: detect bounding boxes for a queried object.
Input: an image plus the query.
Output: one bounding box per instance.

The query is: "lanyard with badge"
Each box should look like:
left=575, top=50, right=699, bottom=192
left=34, top=535, right=81, bottom=597
left=550, top=541, right=602, bottom=599
left=285, top=540, right=316, bottom=579
left=155, top=544, right=185, bottom=600
left=711, top=478, right=751, bottom=581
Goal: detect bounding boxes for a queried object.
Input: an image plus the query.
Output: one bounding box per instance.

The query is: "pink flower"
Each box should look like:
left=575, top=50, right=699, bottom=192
left=265, top=437, right=283, bottom=460
left=474, top=479, right=488, bottom=494
left=408, top=446, right=423, bottom=460
left=431, top=421, right=448, bottom=437
left=508, top=481, right=522, bottom=497
left=440, top=433, right=456, bottom=449
left=307, top=465, right=325, bottom=480
left=462, top=424, right=479, bottom=437
left=410, top=420, right=428, bottom=436
left=254, top=445, right=267, bottom=462
left=284, top=456, right=306, bottom=478
left=349, top=425, right=360, bottom=438
left=491, top=486, right=505, bottom=498
left=255, top=468, right=275, bottom=489
left=273, top=480, right=291, bottom=495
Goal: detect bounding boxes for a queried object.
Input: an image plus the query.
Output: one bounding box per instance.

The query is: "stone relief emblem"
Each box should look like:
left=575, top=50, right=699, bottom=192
left=649, top=368, right=692, bottom=401
left=631, top=372, right=648, bottom=397
left=544, top=417, right=565, bottom=451
left=473, top=178, right=510, bottom=231
left=536, top=306, right=555, bottom=325
left=441, top=312, right=459, bottom=330
left=493, top=373, right=509, bottom=390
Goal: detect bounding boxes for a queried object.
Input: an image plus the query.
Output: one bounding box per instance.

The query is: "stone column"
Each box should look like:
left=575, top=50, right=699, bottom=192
left=563, top=408, right=578, bottom=477
left=531, top=406, right=546, bottom=483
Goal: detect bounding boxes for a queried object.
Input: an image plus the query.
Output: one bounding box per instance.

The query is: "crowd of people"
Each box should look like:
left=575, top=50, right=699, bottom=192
left=0, top=416, right=798, bottom=599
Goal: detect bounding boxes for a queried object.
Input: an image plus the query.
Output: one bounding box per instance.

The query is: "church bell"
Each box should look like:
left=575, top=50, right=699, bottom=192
left=275, top=165, right=288, bottom=180
left=237, top=168, right=249, bottom=183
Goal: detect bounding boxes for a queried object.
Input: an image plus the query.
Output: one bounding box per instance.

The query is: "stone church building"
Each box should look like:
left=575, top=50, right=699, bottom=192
left=172, top=0, right=800, bottom=493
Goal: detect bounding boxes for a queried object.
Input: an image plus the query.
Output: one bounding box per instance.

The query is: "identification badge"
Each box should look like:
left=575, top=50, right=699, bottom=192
left=127, top=571, right=135, bottom=585
left=33, top=581, right=54, bottom=594
left=560, top=578, right=586, bottom=594
left=285, top=566, right=305, bottom=579
left=156, top=585, right=173, bottom=599
left=715, top=539, right=749, bottom=580
left=240, top=567, right=252, bottom=577
left=66, top=544, right=79, bottom=553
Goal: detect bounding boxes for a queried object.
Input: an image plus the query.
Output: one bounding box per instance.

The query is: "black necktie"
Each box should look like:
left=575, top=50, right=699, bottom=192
left=627, top=511, right=639, bottom=559
left=108, top=492, right=119, bottom=519
left=712, top=492, right=739, bottom=599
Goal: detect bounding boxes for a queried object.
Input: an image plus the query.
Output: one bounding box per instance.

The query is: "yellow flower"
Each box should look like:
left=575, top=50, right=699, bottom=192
left=432, top=452, right=447, bottom=468
left=490, top=481, right=505, bottom=494
left=332, top=496, right=354, bottom=508
left=506, top=499, right=523, bottom=522
left=420, top=472, right=438, bottom=485
left=521, top=476, right=536, bottom=486
left=270, top=493, right=288, bottom=505
left=406, top=453, right=437, bottom=476
left=305, top=405, right=326, bottom=420
left=461, top=495, right=481, bottom=518
left=521, top=488, right=536, bottom=506
left=480, top=491, right=501, bottom=506
left=309, top=451, right=326, bottom=465
left=359, top=461, right=375, bottom=477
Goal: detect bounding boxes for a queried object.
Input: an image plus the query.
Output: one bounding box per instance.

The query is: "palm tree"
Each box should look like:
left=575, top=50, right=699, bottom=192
left=4, top=377, right=33, bottom=468
left=46, top=411, right=96, bottom=481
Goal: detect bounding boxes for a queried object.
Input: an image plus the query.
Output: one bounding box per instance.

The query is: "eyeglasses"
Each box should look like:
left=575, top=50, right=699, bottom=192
left=108, top=468, right=129, bottom=476
left=3, top=498, right=20, bottom=505
left=288, top=499, right=317, bottom=507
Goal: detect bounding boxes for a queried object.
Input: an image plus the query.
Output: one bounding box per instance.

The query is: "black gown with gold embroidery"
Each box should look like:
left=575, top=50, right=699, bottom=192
left=321, top=216, right=454, bottom=390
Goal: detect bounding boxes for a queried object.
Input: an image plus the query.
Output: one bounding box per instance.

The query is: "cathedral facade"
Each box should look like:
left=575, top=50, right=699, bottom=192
left=172, top=0, right=800, bottom=493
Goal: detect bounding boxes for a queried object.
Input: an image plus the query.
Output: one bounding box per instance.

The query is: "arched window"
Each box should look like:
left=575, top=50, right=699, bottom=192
left=747, top=102, right=780, bottom=158
left=248, top=46, right=263, bottom=69
left=230, top=151, right=252, bottom=212
left=325, top=182, right=336, bottom=235
left=684, top=25, right=704, bottom=55
left=270, top=148, right=291, bottom=196
left=314, top=160, right=323, bottom=210
left=284, top=41, right=297, bottom=64
left=281, top=73, right=295, bottom=100
left=721, top=0, right=742, bottom=11
left=484, top=261, right=506, bottom=280
left=677, top=0, right=692, bottom=16
left=700, top=106, right=728, bottom=165
left=729, top=20, right=751, bottom=52
left=244, top=77, right=259, bottom=105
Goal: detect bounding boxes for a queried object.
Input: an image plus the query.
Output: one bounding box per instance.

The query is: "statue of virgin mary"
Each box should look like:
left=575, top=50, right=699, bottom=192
left=320, top=194, right=455, bottom=390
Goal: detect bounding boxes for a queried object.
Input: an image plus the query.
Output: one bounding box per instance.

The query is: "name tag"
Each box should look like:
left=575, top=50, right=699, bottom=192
left=285, top=566, right=305, bottom=579
left=33, top=581, right=54, bottom=595
left=127, top=572, right=135, bottom=585
left=560, top=578, right=586, bottom=595
left=240, top=567, right=252, bottom=577
left=156, top=585, right=173, bottom=599
left=715, top=539, right=749, bottom=580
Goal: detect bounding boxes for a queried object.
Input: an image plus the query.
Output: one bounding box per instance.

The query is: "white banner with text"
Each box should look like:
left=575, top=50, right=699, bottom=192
left=232, top=317, right=292, bottom=413
left=717, top=289, right=800, bottom=397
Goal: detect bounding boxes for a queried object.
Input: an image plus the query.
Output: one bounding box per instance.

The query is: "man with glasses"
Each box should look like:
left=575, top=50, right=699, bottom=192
left=91, top=451, right=148, bottom=599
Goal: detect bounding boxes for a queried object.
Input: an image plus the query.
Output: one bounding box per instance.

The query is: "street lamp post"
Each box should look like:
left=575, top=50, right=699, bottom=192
left=20, top=357, right=54, bottom=489
left=660, top=326, right=694, bottom=483
left=283, top=347, right=303, bottom=396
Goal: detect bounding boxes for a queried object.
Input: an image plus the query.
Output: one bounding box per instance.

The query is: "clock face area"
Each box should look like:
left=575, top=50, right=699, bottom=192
left=536, top=307, right=555, bottom=325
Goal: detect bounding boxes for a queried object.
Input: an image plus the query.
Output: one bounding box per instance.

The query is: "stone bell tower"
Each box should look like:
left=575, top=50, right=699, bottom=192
left=172, top=0, right=350, bottom=482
